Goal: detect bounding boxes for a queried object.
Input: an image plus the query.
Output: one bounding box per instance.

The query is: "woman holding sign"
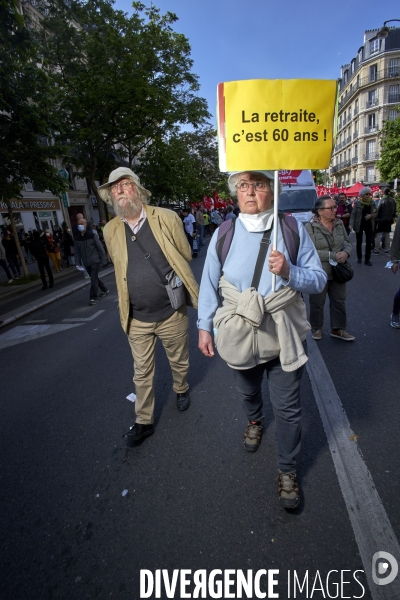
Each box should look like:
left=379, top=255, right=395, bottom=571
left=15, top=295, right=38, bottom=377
left=197, top=170, right=326, bottom=510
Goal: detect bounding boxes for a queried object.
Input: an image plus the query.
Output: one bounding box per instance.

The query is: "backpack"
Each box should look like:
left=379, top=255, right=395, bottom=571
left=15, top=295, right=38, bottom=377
left=216, top=213, right=300, bottom=268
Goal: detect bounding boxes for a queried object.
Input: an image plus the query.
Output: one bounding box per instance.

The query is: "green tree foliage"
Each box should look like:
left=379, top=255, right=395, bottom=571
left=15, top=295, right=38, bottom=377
left=138, top=128, right=228, bottom=206
left=0, top=0, right=66, bottom=276
left=377, top=107, right=400, bottom=182
left=38, top=0, right=209, bottom=220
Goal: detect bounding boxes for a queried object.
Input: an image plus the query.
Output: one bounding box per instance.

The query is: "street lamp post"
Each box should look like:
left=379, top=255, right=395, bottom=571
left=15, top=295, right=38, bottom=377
left=377, top=19, right=400, bottom=39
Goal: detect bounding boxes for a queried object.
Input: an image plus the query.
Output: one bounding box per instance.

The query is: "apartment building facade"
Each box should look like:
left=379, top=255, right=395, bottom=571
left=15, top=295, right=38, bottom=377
left=330, top=26, right=400, bottom=188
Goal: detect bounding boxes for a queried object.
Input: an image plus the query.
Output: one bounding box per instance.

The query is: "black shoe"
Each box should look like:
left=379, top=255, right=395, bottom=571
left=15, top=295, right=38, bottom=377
left=176, top=392, right=191, bottom=411
left=49, top=283, right=54, bottom=288
left=365, top=261, right=372, bottom=266
left=126, top=423, right=155, bottom=443
left=357, top=259, right=362, bottom=264
left=278, top=471, right=300, bottom=510
left=99, top=289, right=109, bottom=298
left=41, top=286, right=47, bottom=290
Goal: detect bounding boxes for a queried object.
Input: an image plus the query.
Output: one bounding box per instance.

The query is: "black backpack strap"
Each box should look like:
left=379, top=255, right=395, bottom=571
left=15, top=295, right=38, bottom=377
left=216, top=218, right=236, bottom=267
left=278, top=213, right=300, bottom=266
left=251, top=228, right=272, bottom=290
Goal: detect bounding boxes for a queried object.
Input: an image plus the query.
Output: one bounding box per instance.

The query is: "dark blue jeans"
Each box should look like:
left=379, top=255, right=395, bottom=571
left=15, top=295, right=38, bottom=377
left=86, top=263, right=107, bottom=299
left=232, top=341, right=307, bottom=472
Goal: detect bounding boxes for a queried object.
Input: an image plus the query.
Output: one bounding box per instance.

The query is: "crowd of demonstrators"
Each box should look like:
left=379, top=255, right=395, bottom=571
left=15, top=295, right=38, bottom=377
left=198, top=170, right=326, bottom=509
left=305, top=196, right=354, bottom=342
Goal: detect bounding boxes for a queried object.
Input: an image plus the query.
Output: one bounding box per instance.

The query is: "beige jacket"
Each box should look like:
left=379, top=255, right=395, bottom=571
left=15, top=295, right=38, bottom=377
left=213, top=276, right=310, bottom=371
left=104, top=205, right=199, bottom=334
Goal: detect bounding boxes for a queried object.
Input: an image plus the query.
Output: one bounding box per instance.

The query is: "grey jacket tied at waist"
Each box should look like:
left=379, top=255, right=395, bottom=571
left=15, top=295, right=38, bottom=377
left=213, top=276, right=310, bottom=371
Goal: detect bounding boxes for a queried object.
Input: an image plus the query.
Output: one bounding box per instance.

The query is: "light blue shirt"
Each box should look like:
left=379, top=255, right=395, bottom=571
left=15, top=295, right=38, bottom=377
left=197, top=218, right=327, bottom=332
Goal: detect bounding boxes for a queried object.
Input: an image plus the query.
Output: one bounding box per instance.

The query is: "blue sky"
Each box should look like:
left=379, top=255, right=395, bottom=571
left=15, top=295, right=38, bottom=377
left=115, top=0, right=400, bottom=124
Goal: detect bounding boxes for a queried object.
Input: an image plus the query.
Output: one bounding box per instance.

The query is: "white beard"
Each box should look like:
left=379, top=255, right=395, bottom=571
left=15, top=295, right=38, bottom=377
left=113, top=196, right=142, bottom=220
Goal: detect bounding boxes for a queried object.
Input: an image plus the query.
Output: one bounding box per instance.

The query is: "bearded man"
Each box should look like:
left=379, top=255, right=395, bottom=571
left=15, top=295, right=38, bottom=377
left=100, top=168, right=199, bottom=445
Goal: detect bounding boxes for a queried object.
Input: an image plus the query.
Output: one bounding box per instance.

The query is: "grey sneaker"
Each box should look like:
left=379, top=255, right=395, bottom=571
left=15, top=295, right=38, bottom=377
left=390, top=313, right=400, bottom=329
left=330, top=329, right=355, bottom=341
left=278, top=470, right=300, bottom=510
left=312, top=329, right=322, bottom=340
left=243, top=422, right=262, bottom=452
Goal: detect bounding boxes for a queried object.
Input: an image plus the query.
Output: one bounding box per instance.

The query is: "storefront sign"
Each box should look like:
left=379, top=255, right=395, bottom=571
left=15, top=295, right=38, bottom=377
left=217, top=79, right=338, bottom=171
left=0, top=199, right=61, bottom=211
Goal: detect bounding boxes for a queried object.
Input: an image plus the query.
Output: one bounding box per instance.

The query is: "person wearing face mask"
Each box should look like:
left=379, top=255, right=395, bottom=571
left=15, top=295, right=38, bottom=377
left=73, top=218, right=109, bottom=305
left=197, top=170, right=326, bottom=510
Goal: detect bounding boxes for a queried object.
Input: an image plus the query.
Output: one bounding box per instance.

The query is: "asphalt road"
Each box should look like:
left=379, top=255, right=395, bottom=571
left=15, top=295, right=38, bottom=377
left=0, top=233, right=399, bottom=600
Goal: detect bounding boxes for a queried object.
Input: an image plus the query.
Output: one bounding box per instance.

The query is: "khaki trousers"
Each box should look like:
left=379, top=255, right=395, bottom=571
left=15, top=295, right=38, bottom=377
left=127, top=306, right=189, bottom=424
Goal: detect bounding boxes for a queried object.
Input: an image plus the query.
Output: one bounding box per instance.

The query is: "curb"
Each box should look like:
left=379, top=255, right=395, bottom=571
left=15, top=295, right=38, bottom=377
left=0, top=268, right=115, bottom=329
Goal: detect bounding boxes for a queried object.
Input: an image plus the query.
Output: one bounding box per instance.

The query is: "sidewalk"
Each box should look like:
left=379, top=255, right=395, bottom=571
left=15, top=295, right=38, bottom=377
left=0, top=259, right=115, bottom=328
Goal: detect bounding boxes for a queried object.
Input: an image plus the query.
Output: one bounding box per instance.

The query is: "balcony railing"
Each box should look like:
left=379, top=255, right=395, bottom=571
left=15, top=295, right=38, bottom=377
left=364, top=125, right=379, bottom=134
left=388, top=94, right=400, bottom=104
left=331, top=165, right=339, bottom=173
left=363, top=152, right=380, bottom=161
left=352, top=156, right=359, bottom=164
left=365, top=98, right=379, bottom=109
left=353, top=131, right=358, bottom=140
left=338, top=67, right=400, bottom=110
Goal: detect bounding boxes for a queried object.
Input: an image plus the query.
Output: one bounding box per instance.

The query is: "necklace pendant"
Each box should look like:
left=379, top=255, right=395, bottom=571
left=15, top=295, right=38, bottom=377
left=131, top=235, right=136, bottom=242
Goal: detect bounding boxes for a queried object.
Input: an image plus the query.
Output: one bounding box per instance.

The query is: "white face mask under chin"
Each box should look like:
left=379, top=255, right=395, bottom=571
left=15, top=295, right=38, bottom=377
left=238, top=208, right=274, bottom=232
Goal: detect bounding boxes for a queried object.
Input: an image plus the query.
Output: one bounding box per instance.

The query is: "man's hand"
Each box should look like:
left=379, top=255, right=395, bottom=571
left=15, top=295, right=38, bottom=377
left=391, top=262, right=399, bottom=274
left=365, top=214, right=372, bottom=220
left=198, top=329, right=215, bottom=357
left=269, top=245, right=290, bottom=280
left=336, top=251, right=349, bottom=264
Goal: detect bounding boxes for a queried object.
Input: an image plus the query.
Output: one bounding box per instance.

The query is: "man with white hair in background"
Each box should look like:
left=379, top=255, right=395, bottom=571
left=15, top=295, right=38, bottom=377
left=100, top=167, right=199, bottom=445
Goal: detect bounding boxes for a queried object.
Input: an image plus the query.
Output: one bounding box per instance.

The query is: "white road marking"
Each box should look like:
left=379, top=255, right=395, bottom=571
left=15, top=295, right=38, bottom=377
left=24, top=320, right=48, bottom=324
left=0, top=324, right=83, bottom=350
left=307, top=336, right=400, bottom=599
left=62, top=310, right=105, bottom=323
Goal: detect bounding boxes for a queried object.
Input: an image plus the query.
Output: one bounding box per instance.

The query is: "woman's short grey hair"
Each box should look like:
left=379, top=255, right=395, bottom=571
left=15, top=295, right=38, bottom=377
left=359, top=186, right=372, bottom=197
left=228, top=172, right=282, bottom=197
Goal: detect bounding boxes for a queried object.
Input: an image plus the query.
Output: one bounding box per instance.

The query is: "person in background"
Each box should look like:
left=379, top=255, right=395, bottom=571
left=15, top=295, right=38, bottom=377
left=0, top=239, right=13, bottom=283
left=1, top=231, right=21, bottom=279
left=195, top=206, right=205, bottom=248
left=349, top=187, right=377, bottom=266
left=62, top=224, right=75, bottom=267
left=389, top=216, right=400, bottom=328
left=182, top=208, right=197, bottom=257
left=305, top=196, right=354, bottom=342
left=224, top=205, right=236, bottom=221
left=373, top=188, right=396, bottom=256
left=44, top=229, right=62, bottom=272
left=28, top=230, right=54, bottom=290
left=336, top=192, right=352, bottom=234
left=74, top=218, right=108, bottom=305
left=203, top=211, right=210, bottom=237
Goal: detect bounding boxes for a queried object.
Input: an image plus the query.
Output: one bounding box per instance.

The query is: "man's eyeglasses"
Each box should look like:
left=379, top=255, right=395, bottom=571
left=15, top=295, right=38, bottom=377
left=237, top=181, right=270, bottom=192
left=110, top=180, right=133, bottom=193
left=321, top=206, right=337, bottom=211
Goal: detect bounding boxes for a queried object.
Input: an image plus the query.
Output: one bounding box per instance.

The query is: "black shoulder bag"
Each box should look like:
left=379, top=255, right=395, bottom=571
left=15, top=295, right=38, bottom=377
left=321, top=231, right=354, bottom=284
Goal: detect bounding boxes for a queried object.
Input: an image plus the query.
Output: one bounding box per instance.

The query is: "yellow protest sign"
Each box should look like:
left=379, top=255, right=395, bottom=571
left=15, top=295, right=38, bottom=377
left=217, top=79, right=338, bottom=172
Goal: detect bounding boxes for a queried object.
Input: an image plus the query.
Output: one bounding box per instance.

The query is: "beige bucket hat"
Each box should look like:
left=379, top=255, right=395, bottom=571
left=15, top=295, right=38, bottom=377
left=98, top=167, right=151, bottom=205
